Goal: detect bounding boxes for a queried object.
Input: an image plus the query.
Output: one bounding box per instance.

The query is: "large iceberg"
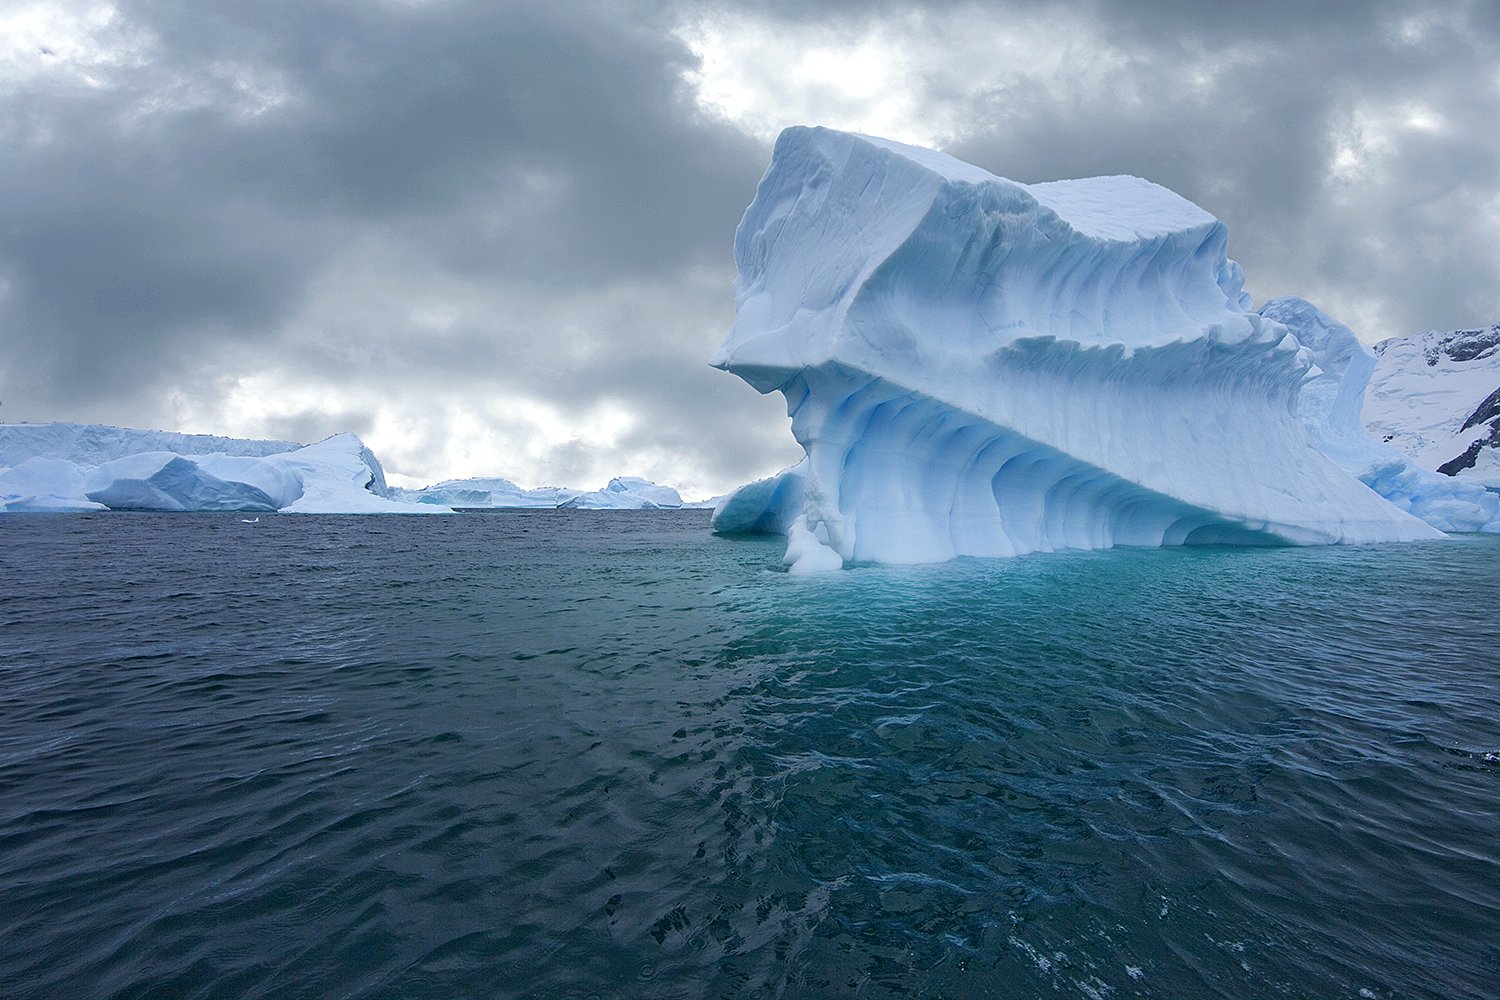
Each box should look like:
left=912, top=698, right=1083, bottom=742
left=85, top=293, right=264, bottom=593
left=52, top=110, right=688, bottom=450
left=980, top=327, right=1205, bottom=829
left=711, top=127, right=1438, bottom=571
left=1259, top=298, right=1498, bottom=533
left=0, top=423, right=447, bottom=514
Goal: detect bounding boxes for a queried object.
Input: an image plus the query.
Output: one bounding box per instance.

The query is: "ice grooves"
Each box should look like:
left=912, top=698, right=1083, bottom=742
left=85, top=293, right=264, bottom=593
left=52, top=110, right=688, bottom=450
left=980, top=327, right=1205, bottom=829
left=786, top=369, right=1289, bottom=564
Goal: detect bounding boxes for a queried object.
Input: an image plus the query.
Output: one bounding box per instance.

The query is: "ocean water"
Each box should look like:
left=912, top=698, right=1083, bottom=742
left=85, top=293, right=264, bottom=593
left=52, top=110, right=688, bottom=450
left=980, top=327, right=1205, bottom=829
left=1, top=510, right=1497, bottom=1000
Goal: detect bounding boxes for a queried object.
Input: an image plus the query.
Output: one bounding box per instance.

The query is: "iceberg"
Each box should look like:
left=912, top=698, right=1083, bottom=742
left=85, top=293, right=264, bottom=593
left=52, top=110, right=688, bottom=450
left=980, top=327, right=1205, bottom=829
left=81, top=453, right=283, bottom=512
left=558, top=477, right=683, bottom=510
left=0, top=457, right=106, bottom=512
left=711, top=127, right=1438, bottom=571
left=1259, top=298, right=1498, bottom=534
left=1365, top=324, right=1500, bottom=489
left=391, top=475, right=686, bottom=510
left=710, top=458, right=805, bottom=535
left=0, top=423, right=447, bottom=514
left=389, top=477, right=581, bottom=508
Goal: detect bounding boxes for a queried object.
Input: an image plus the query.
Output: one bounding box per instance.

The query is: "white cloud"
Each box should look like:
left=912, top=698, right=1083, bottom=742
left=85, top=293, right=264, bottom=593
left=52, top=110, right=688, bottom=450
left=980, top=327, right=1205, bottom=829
left=0, top=1, right=145, bottom=89
left=673, top=6, right=1132, bottom=149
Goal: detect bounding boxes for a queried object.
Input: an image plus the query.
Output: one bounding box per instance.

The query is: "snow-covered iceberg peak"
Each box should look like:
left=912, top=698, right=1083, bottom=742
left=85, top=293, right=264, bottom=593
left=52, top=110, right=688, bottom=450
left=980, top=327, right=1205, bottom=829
left=712, top=127, right=1438, bottom=571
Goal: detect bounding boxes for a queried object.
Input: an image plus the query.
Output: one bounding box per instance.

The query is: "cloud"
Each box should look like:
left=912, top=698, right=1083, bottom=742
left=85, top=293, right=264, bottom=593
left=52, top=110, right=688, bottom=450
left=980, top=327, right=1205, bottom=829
left=690, top=0, right=1500, bottom=340
left=2, top=0, right=1497, bottom=494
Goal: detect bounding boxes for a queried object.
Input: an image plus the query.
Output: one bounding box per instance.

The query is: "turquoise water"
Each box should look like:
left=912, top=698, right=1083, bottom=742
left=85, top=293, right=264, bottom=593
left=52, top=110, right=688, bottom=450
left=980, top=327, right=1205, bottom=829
left=1, top=511, right=1497, bottom=998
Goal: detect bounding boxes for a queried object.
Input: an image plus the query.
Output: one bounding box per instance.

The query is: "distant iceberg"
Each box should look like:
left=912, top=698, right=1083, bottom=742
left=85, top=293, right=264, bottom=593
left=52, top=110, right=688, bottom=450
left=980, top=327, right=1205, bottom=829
left=711, top=127, right=1439, bottom=571
left=394, top=474, right=687, bottom=510
left=0, top=423, right=446, bottom=514
left=389, top=477, right=579, bottom=508
left=560, top=477, right=683, bottom=510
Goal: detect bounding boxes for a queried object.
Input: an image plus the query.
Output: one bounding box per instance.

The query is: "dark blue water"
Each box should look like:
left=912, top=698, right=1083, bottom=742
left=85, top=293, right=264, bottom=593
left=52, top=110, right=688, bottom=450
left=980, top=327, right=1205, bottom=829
left=1, top=511, right=1497, bottom=999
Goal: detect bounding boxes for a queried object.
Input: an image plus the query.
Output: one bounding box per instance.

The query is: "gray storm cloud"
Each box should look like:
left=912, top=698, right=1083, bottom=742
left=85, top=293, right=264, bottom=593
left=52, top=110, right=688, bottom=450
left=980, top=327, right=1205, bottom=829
left=2, top=0, right=1496, bottom=493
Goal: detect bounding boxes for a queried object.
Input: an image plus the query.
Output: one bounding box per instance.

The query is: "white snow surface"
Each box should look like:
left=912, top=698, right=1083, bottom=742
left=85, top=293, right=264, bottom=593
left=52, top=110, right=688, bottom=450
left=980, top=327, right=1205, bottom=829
left=711, top=127, right=1438, bottom=571
left=0, top=423, right=446, bottom=514
left=1364, top=325, right=1500, bottom=489
left=1260, top=298, right=1498, bottom=533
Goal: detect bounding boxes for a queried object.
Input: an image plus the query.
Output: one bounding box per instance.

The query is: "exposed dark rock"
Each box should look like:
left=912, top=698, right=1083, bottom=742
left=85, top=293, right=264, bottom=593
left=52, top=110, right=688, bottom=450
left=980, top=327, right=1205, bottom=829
left=1419, top=325, right=1500, bottom=366
left=1437, top=421, right=1500, bottom=476
left=1460, top=385, right=1500, bottom=432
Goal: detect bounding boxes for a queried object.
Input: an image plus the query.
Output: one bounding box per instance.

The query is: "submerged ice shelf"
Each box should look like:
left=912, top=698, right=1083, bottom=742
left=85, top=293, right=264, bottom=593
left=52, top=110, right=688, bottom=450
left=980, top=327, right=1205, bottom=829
left=711, top=127, right=1442, bottom=571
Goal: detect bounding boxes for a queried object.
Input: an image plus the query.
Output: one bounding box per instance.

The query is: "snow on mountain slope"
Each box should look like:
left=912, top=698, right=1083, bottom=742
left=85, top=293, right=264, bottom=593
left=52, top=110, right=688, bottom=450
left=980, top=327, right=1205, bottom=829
left=1365, top=325, right=1500, bottom=489
left=1259, top=298, right=1497, bottom=533
left=0, top=423, right=445, bottom=514
left=711, top=127, right=1438, bottom=571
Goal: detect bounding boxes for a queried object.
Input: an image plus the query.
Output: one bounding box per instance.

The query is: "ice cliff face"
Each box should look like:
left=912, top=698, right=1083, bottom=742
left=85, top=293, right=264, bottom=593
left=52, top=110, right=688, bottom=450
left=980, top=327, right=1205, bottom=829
left=0, top=422, right=300, bottom=469
left=0, top=423, right=444, bottom=514
left=711, top=127, right=1438, bottom=571
left=1365, top=325, right=1500, bottom=488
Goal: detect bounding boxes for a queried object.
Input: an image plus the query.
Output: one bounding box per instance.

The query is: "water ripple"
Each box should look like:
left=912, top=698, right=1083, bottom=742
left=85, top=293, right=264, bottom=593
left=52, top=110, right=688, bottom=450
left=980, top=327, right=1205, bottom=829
left=0, top=513, right=1496, bottom=998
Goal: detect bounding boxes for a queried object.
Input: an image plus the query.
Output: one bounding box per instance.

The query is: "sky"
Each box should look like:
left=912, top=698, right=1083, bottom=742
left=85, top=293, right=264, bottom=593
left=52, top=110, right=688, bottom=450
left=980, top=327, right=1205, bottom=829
left=2, top=0, right=1498, bottom=497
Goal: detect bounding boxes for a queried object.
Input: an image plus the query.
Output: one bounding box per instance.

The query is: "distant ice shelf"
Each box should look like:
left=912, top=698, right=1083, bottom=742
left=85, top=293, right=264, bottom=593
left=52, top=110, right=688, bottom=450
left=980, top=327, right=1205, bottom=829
left=1, top=423, right=719, bottom=515
left=0, top=423, right=444, bottom=514
left=710, top=126, right=1445, bottom=572
left=390, top=475, right=689, bottom=510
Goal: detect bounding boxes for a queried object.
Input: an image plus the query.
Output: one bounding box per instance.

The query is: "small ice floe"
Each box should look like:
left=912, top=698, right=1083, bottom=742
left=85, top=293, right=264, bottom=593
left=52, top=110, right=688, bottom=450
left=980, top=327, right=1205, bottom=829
left=241, top=517, right=260, bottom=523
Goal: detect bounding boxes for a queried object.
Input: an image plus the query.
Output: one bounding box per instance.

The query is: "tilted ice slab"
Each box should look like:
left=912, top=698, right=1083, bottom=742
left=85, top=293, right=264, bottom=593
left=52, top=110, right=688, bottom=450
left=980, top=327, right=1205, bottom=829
left=0, top=423, right=446, bottom=514
left=1260, top=298, right=1498, bottom=534
left=711, top=127, right=1437, bottom=571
